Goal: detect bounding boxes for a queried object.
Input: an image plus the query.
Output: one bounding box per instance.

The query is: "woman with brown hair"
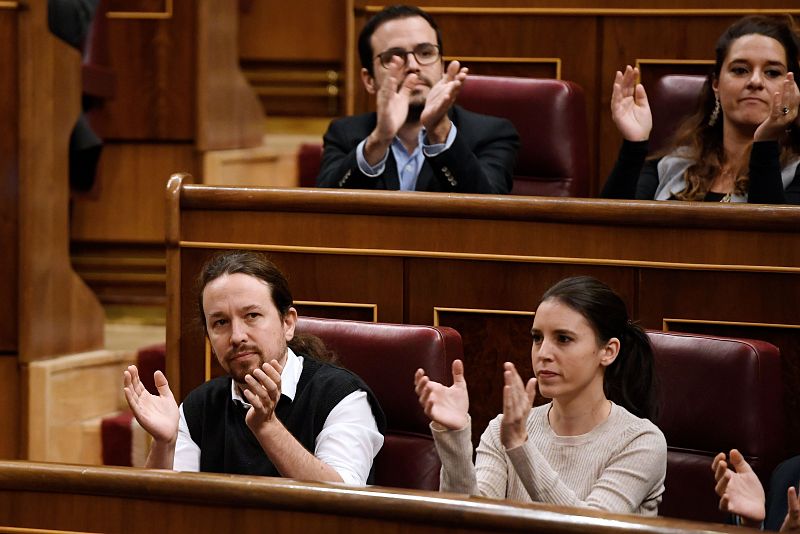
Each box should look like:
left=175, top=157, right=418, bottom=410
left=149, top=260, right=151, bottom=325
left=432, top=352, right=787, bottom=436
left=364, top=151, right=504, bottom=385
left=603, top=16, right=800, bottom=203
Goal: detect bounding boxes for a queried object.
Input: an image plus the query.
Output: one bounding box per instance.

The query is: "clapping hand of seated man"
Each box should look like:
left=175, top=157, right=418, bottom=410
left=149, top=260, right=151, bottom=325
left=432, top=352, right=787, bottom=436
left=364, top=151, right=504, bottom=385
left=712, top=449, right=766, bottom=528
left=414, top=359, right=470, bottom=431
left=754, top=72, right=800, bottom=141
left=499, top=362, right=537, bottom=450
left=368, top=56, right=420, bottom=152
left=611, top=65, right=652, bottom=142
left=123, top=365, right=179, bottom=445
left=242, top=360, right=283, bottom=433
left=421, top=60, right=469, bottom=144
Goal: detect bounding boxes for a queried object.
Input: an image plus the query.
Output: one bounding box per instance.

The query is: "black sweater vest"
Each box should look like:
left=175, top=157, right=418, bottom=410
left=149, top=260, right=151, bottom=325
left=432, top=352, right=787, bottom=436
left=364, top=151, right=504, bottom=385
left=182, top=357, right=386, bottom=478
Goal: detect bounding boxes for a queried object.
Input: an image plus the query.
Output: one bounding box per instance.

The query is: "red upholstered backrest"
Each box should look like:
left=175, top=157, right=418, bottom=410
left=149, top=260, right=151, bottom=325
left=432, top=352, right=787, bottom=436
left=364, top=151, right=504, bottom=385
left=298, top=143, right=323, bottom=187
left=649, top=330, right=784, bottom=523
left=457, top=75, right=590, bottom=197
left=295, top=317, right=463, bottom=490
left=648, top=75, right=707, bottom=154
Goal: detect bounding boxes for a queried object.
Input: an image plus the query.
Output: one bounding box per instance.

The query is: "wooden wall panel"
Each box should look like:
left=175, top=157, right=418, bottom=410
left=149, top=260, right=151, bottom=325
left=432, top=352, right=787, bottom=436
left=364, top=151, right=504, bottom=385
left=0, top=10, right=18, bottom=353
left=239, top=0, right=346, bottom=62
left=90, top=0, right=196, bottom=140
left=71, top=143, right=197, bottom=243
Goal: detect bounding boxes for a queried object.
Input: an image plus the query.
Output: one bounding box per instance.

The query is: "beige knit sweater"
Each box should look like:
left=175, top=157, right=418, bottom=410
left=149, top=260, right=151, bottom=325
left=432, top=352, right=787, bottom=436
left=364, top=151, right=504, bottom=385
left=432, top=402, right=667, bottom=516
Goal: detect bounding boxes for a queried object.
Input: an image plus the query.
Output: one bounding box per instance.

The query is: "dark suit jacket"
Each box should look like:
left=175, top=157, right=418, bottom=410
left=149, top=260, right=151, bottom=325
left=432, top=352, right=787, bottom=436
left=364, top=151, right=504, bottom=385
left=317, top=105, right=519, bottom=194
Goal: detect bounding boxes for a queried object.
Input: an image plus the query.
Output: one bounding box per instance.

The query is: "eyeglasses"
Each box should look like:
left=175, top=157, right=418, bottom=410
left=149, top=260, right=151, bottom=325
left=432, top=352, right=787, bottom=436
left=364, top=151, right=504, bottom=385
left=375, top=43, right=441, bottom=69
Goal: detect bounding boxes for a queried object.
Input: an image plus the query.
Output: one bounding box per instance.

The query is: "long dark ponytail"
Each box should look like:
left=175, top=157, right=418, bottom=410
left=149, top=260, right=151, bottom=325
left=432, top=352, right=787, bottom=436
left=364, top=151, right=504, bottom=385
left=540, top=276, right=658, bottom=421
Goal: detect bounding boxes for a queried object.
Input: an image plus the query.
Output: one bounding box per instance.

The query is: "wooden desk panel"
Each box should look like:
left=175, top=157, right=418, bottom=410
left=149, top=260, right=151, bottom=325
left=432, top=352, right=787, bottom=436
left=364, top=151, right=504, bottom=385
left=0, top=461, right=754, bottom=533
left=167, top=178, right=800, bottom=453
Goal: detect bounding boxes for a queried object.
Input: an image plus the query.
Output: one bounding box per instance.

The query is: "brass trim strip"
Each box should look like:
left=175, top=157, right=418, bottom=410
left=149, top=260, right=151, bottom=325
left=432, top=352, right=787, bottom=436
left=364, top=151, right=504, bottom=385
left=636, top=59, right=715, bottom=66
left=450, top=56, right=561, bottom=79
left=0, top=527, right=100, bottom=534
left=434, top=306, right=534, bottom=327
left=77, top=273, right=166, bottom=283
left=363, top=6, right=800, bottom=16
left=295, top=300, right=378, bottom=322
left=663, top=318, right=800, bottom=331
left=107, top=0, right=172, bottom=19
left=178, top=241, right=800, bottom=274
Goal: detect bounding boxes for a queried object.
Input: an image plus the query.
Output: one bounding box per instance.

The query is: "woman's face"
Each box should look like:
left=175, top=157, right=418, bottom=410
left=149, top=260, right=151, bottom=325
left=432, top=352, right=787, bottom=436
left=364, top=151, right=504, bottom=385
left=530, top=298, right=618, bottom=403
left=713, top=33, right=789, bottom=131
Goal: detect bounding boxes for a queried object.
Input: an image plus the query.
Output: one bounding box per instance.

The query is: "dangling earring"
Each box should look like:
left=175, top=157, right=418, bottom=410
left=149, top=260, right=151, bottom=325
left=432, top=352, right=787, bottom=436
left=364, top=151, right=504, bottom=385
left=708, top=96, right=721, bottom=127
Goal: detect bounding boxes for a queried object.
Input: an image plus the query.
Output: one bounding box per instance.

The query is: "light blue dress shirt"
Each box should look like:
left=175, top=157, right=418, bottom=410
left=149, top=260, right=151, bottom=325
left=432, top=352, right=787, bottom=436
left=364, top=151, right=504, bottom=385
left=355, top=124, right=458, bottom=191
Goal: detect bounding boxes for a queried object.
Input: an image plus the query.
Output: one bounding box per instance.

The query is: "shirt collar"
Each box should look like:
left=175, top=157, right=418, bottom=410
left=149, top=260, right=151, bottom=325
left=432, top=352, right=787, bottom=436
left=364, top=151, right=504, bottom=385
left=229, top=347, right=303, bottom=405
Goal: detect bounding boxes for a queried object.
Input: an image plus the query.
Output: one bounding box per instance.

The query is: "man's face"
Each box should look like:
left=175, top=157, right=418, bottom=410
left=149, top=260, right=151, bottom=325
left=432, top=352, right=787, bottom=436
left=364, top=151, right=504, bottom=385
left=202, top=273, right=297, bottom=386
left=362, top=15, right=443, bottom=106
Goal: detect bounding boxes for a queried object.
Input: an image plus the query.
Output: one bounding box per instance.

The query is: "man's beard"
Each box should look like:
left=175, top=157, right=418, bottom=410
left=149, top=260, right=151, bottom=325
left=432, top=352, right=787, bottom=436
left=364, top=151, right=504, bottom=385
left=406, top=103, right=424, bottom=124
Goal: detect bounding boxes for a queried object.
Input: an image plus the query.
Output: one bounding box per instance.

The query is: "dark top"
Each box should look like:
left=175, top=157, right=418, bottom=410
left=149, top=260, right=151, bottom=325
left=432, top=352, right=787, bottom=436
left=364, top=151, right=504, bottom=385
left=317, top=105, right=519, bottom=194
left=602, top=140, right=800, bottom=204
left=182, top=357, right=386, bottom=478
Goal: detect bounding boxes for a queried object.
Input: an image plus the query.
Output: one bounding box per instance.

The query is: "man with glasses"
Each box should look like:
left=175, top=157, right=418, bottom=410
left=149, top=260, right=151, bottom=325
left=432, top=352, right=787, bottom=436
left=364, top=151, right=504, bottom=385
left=317, top=5, right=519, bottom=193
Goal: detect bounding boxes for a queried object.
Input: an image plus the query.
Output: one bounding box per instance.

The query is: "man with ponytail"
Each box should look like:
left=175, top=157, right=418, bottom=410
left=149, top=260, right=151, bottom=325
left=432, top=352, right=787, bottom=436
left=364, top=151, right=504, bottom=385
left=123, top=251, right=386, bottom=485
left=415, top=276, right=666, bottom=514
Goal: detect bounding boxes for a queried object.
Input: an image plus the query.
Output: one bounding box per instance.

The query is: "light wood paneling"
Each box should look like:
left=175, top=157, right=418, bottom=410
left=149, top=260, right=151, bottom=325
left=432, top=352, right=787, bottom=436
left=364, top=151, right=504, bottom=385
left=26, top=350, right=135, bottom=463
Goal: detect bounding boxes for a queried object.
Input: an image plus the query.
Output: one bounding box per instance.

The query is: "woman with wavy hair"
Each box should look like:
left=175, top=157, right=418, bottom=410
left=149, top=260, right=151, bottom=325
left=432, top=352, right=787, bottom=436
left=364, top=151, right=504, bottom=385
left=603, top=16, right=800, bottom=203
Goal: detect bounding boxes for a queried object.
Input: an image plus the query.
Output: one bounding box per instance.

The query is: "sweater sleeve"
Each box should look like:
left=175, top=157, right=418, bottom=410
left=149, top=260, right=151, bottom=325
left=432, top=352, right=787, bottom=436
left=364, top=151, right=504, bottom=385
left=505, top=420, right=667, bottom=514
left=748, top=141, right=788, bottom=204
left=432, top=417, right=508, bottom=499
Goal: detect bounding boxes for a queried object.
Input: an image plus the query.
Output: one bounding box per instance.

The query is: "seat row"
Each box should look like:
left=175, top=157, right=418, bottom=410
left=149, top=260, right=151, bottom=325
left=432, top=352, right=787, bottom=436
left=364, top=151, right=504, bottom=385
left=102, top=316, right=783, bottom=524
left=297, top=74, right=705, bottom=196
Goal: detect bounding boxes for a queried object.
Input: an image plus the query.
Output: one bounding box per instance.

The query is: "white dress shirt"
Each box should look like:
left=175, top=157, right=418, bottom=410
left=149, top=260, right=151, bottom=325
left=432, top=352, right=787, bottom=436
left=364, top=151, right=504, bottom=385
left=173, top=348, right=384, bottom=485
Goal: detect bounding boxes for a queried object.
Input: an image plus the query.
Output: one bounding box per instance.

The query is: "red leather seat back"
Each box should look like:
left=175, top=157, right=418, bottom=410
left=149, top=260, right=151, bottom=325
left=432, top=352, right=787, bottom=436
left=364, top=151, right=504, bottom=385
left=296, top=317, right=463, bottom=490
left=298, top=143, right=323, bottom=187
left=649, top=331, right=784, bottom=522
left=648, top=75, right=707, bottom=154
left=458, top=75, right=589, bottom=197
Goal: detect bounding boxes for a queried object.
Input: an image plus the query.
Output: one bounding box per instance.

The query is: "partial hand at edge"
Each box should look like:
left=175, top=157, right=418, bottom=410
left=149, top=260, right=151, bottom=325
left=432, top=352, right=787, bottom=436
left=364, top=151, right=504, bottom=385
left=711, top=448, right=766, bottom=527
left=782, top=486, right=800, bottom=532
